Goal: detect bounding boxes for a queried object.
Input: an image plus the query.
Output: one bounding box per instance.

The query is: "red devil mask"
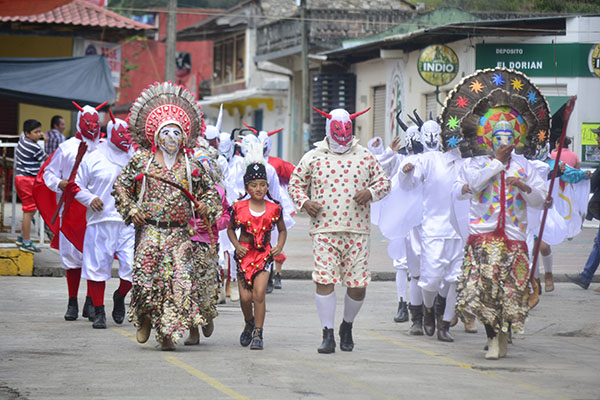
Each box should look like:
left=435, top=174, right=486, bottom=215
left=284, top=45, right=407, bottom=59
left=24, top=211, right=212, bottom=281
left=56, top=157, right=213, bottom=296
left=73, top=101, right=107, bottom=141
left=313, top=107, right=370, bottom=153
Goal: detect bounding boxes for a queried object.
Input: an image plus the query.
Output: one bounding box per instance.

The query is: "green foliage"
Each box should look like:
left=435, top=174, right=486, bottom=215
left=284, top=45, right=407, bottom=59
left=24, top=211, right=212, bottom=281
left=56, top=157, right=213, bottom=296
left=419, top=0, right=600, bottom=12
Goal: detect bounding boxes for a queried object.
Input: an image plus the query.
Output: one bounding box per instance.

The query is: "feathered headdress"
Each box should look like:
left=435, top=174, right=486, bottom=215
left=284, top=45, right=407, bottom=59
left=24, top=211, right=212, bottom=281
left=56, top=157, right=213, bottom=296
left=128, top=82, right=205, bottom=150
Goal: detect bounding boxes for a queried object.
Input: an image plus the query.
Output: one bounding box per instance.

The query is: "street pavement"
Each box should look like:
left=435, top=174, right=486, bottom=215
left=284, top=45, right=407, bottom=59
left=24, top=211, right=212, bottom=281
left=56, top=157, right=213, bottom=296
left=0, top=277, right=599, bottom=400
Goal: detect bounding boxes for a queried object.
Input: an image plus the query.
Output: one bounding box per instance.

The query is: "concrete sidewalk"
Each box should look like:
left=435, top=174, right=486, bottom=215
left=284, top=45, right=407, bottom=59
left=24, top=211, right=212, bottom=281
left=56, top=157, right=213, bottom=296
left=18, top=214, right=600, bottom=284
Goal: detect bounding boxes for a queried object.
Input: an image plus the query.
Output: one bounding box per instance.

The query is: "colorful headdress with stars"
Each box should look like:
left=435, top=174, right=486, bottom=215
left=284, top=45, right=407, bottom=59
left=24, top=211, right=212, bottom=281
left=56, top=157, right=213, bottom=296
left=441, top=68, right=550, bottom=159
left=128, top=82, right=205, bottom=150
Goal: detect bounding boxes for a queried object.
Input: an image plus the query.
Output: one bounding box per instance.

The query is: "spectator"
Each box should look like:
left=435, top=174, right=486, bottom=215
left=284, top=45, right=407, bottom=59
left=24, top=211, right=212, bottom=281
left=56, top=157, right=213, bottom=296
left=566, top=128, right=600, bottom=291
left=550, top=137, right=579, bottom=168
left=45, top=115, right=66, bottom=155
left=15, top=119, right=47, bottom=253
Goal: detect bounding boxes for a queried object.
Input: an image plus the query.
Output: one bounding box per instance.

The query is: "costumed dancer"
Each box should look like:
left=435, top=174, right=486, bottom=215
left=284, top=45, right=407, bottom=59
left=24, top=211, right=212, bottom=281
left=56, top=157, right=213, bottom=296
left=448, top=68, right=549, bottom=360
left=72, top=112, right=135, bottom=329
left=227, top=142, right=287, bottom=350
left=397, top=115, right=465, bottom=342
left=367, top=116, right=424, bottom=325
left=184, top=137, right=230, bottom=345
left=288, top=107, right=390, bottom=354
left=245, top=122, right=295, bottom=290
left=38, top=100, right=108, bottom=321
left=112, top=82, right=221, bottom=351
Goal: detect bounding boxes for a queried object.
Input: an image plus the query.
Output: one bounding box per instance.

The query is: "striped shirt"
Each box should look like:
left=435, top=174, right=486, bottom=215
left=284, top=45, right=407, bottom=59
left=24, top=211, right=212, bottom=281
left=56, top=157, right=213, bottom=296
left=15, top=133, right=47, bottom=177
left=45, top=128, right=65, bottom=155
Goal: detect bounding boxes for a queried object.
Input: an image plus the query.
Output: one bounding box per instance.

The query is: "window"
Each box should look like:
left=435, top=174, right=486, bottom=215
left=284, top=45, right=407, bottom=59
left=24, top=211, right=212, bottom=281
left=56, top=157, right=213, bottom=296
left=372, top=85, right=386, bottom=139
left=213, top=33, right=245, bottom=86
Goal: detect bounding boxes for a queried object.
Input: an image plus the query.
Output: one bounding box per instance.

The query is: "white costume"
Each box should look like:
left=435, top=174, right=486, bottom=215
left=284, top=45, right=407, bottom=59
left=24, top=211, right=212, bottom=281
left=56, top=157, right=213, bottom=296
left=75, top=119, right=134, bottom=283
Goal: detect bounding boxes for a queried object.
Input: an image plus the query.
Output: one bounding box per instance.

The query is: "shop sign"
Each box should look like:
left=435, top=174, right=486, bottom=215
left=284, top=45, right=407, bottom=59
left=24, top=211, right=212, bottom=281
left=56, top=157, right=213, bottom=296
left=590, top=44, right=600, bottom=78
left=417, top=45, right=459, bottom=86
left=476, top=43, right=594, bottom=77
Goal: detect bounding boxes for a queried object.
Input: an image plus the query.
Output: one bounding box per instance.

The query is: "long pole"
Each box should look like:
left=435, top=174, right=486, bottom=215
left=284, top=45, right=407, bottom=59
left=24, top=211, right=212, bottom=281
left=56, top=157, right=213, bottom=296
left=165, top=0, right=177, bottom=82
left=300, top=0, right=310, bottom=148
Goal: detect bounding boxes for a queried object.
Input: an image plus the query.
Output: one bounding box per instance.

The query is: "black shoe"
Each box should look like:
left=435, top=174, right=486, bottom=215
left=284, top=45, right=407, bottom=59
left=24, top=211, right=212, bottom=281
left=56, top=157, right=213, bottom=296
left=273, top=273, right=282, bottom=289
left=82, top=296, right=95, bottom=321
left=437, top=320, right=454, bottom=342
left=112, top=289, right=126, bottom=324
left=423, top=306, right=435, bottom=336
left=64, top=297, right=78, bottom=321
left=565, top=273, right=590, bottom=290
left=266, top=278, right=274, bottom=294
left=318, top=327, right=335, bottom=354
left=339, top=320, right=354, bottom=352
left=394, top=300, right=409, bottom=323
left=92, top=305, right=106, bottom=329
left=240, top=318, right=254, bottom=347
left=408, top=304, right=424, bottom=335
left=250, top=327, right=264, bottom=350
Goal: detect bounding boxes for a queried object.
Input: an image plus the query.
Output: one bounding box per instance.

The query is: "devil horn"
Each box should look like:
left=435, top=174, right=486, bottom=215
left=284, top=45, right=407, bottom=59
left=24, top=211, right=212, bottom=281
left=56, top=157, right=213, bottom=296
left=407, top=114, right=419, bottom=126
left=313, top=107, right=332, bottom=119
left=95, top=101, right=109, bottom=111
left=429, top=111, right=434, bottom=120
left=216, top=104, right=223, bottom=132
left=268, top=128, right=283, bottom=136
left=72, top=101, right=84, bottom=112
left=108, top=109, right=116, bottom=124
left=413, top=109, right=424, bottom=128
left=395, top=110, right=408, bottom=132
left=349, top=107, right=371, bottom=120
left=241, top=121, right=258, bottom=135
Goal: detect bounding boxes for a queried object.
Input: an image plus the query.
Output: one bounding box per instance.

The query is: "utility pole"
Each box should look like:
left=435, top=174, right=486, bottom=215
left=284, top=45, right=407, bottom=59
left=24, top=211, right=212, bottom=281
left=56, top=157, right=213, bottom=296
left=300, top=0, right=310, bottom=150
left=165, top=0, right=177, bottom=82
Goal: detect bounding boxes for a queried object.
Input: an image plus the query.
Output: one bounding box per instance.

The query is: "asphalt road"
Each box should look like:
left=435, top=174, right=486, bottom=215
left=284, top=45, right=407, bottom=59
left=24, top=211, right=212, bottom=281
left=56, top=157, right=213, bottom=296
left=1, top=276, right=599, bottom=400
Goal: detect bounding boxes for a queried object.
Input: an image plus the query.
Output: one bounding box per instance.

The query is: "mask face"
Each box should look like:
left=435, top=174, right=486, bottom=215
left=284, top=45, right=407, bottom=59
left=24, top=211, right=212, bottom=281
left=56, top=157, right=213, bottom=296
left=492, top=131, right=514, bottom=153
left=329, top=119, right=353, bottom=146
left=110, top=123, right=131, bottom=152
left=78, top=111, right=100, bottom=140
left=158, top=124, right=183, bottom=156
left=420, top=121, right=441, bottom=152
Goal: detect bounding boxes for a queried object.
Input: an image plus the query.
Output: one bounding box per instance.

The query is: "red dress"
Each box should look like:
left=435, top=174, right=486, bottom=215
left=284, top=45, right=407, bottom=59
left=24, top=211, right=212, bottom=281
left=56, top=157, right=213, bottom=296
left=231, top=199, right=282, bottom=287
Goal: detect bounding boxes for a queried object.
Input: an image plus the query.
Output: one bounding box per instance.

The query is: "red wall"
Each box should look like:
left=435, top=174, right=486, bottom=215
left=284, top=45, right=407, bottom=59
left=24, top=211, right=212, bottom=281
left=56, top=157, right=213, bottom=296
left=115, top=8, right=219, bottom=118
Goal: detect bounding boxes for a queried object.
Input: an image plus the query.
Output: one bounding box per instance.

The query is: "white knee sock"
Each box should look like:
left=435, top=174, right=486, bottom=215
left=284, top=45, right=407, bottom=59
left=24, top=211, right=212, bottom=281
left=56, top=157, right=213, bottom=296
left=315, top=292, right=336, bottom=329
left=542, top=254, right=553, bottom=274
left=409, top=278, right=423, bottom=306
left=396, top=269, right=408, bottom=302
left=343, top=292, right=364, bottom=323
left=422, top=289, right=437, bottom=309
left=443, top=282, right=457, bottom=322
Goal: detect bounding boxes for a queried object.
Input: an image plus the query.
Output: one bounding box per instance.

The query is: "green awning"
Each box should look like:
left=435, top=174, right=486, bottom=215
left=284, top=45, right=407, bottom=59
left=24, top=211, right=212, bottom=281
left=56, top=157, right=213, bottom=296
left=547, top=96, right=570, bottom=116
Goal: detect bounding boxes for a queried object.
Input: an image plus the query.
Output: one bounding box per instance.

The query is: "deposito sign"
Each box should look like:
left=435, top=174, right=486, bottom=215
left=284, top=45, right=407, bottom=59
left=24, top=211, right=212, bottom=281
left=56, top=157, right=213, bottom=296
left=417, top=44, right=459, bottom=86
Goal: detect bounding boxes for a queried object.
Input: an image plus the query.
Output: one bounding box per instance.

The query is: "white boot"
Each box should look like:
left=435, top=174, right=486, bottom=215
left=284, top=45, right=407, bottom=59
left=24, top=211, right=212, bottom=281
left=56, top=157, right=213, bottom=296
left=485, top=336, right=500, bottom=360
left=498, top=331, right=508, bottom=358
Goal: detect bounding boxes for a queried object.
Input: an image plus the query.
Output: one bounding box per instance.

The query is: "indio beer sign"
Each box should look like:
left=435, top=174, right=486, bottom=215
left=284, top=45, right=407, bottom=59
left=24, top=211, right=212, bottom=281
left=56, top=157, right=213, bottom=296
left=417, top=44, right=459, bottom=86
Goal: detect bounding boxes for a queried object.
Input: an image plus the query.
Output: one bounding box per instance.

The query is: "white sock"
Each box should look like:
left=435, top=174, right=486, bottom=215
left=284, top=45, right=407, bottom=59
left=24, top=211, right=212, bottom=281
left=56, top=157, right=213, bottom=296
left=343, top=292, right=364, bottom=323
left=422, top=289, right=436, bottom=309
left=315, top=292, right=336, bottom=329
left=395, top=269, right=408, bottom=302
left=443, top=282, right=457, bottom=322
left=409, top=278, right=423, bottom=306
left=542, top=253, right=553, bottom=274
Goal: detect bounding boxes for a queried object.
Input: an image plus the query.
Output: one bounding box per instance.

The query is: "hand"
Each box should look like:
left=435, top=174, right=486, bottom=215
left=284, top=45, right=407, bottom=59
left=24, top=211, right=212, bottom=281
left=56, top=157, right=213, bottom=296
left=461, top=184, right=472, bottom=195
left=402, top=163, right=415, bottom=174
left=373, top=138, right=381, bottom=147
left=353, top=189, right=372, bottom=205
left=195, top=201, right=207, bottom=216
left=270, top=245, right=282, bottom=257
left=90, top=197, right=104, bottom=212
left=544, top=197, right=554, bottom=208
left=58, top=180, right=68, bottom=191
left=302, top=200, right=323, bottom=218
left=586, top=170, right=592, bottom=179
left=195, top=219, right=208, bottom=230
left=559, top=162, right=566, bottom=173
left=390, top=136, right=403, bottom=152
left=506, top=177, right=531, bottom=194
left=131, top=211, right=146, bottom=227
left=494, top=144, right=515, bottom=163
left=235, top=244, right=248, bottom=258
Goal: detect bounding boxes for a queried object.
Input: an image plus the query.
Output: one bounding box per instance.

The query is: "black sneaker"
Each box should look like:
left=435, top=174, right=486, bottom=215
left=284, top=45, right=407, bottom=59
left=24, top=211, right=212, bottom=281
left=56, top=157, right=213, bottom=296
left=266, top=278, right=274, bottom=294
left=112, top=289, right=126, bottom=324
left=240, top=318, right=254, bottom=347
left=273, top=273, right=282, bottom=289
left=565, top=274, right=590, bottom=290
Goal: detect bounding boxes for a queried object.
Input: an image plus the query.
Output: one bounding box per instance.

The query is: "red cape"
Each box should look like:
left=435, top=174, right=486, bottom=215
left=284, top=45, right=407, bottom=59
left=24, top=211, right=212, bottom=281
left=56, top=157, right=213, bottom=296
left=33, top=152, right=87, bottom=252
left=268, top=156, right=295, bottom=185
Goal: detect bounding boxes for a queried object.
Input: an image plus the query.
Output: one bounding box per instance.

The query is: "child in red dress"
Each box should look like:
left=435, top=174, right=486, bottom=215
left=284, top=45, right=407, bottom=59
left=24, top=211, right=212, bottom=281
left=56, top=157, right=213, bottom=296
left=227, top=161, right=287, bottom=350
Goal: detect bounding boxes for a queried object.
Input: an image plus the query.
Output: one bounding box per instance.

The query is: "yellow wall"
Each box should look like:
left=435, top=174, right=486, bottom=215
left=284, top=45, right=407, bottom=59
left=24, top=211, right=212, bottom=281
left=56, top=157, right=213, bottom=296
left=1, top=35, right=74, bottom=136
left=0, top=35, right=72, bottom=58
left=18, top=104, right=72, bottom=137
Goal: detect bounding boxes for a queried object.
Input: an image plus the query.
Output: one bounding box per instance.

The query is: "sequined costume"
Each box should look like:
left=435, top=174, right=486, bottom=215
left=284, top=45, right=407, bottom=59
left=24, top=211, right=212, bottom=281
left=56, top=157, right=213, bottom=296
left=230, top=199, right=282, bottom=288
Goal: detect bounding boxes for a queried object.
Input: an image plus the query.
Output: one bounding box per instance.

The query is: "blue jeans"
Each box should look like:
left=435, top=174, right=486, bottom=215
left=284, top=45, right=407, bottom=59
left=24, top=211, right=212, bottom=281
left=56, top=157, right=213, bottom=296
left=581, top=226, right=600, bottom=284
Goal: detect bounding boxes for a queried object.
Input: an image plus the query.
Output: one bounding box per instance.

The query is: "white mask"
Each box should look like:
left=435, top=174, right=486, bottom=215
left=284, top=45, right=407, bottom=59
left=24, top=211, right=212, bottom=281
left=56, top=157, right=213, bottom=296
left=421, top=120, right=441, bottom=152
left=158, top=124, right=183, bottom=169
